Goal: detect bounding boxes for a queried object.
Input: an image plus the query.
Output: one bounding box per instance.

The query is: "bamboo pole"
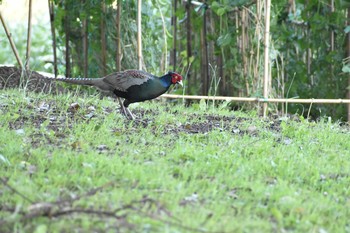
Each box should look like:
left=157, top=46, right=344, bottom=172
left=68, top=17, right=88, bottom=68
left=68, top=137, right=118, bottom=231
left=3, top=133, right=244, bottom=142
left=263, top=0, right=271, bottom=117
left=48, top=0, right=58, bottom=78
left=137, top=0, right=142, bottom=70
left=25, top=0, right=32, bottom=71
left=161, top=94, right=350, bottom=104
left=0, top=12, right=24, bottom=69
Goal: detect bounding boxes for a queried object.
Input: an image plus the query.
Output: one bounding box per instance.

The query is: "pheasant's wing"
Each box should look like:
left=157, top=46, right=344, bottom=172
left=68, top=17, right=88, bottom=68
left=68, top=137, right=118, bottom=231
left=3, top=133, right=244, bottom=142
left=102, top=70, right=154, bottom=92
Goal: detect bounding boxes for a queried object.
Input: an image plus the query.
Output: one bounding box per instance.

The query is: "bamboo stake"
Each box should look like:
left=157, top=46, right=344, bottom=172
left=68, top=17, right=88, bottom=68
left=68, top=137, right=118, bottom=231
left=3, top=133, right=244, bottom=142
left=263, top=0, right=271, bottom=117
left=48, top=0, right=58, bottom=78
left=0, top=12, right=24, bottom=69
left=161, top=94, right=350, bottom=104
left=25, top=0, right=32, bottom=71
left=137, top=0, right=142, bottom=70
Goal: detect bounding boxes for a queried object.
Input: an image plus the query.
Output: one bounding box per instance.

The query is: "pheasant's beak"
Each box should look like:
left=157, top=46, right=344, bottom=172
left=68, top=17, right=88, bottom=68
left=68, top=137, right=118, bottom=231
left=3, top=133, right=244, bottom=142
left=177, top=80, right=183, bottom=87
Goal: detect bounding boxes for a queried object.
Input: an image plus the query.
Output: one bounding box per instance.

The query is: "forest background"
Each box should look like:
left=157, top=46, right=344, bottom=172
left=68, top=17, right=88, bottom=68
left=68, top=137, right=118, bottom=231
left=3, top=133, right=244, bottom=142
left=1, top=0, right=350, bottom=120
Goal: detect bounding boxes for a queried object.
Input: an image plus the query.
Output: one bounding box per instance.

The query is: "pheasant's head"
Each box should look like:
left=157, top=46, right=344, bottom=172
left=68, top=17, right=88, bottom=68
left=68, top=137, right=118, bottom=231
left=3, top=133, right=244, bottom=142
left=169, top=72, right=183, bottom=87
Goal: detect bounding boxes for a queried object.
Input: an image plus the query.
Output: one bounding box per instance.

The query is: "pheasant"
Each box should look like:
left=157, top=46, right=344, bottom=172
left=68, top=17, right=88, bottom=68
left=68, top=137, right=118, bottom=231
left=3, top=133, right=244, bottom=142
left=42, top=70, right=183, bottom=119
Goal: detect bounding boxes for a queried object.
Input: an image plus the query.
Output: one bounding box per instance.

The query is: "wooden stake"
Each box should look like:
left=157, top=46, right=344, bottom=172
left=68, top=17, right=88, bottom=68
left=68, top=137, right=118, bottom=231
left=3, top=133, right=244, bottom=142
left=25, top=0, right=32, bottom=71
left=0, top=13, right=24, bottom=69
left=263, top=0, right=271, bottom=117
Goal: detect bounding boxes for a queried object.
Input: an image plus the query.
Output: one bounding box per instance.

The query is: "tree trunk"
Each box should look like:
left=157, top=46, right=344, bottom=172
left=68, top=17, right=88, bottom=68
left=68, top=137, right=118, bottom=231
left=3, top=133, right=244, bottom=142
left=48, top=0, right=57, bottom=78
left=186, top=0, right=192, bottom=94
left=171, top=0, right=177, bottom=71
left=101, top=1, right=107, bottom=76
left=137, top=0, right=143, bottom=70
left=241, top=8, right=250, bottom=96
left=82, top=0, right=89, bottom=78
left=116, top=0, right=122, bottom=71
left=263, top=0, right=271, bottom=117
left=200, top=8, right=209, bottom=96
left=65, top=1, right=71, bottom=77
left=347, top=7, right=350, bottom=122
left=115, top=0, right=126, bottom=116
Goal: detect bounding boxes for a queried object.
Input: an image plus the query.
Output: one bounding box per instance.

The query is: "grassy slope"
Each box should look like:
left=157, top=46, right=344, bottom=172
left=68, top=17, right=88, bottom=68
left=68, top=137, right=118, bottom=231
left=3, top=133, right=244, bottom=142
left=1, top=89, right=350, bottom=233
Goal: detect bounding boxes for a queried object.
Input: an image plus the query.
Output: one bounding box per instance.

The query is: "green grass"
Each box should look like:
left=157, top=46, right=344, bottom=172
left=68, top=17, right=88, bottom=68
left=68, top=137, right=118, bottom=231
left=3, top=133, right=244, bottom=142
left=1, top=89, right=350, bottom=233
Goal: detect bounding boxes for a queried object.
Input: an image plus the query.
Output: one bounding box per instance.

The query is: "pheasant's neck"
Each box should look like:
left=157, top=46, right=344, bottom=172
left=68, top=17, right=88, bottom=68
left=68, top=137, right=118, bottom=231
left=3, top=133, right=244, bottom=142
left=159, top=75, right=172, bottom=88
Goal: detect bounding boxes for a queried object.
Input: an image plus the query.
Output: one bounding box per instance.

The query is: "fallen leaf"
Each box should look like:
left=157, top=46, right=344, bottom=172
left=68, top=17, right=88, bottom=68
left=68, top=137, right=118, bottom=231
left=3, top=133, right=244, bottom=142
left=68, top=102, right=80, bottom=112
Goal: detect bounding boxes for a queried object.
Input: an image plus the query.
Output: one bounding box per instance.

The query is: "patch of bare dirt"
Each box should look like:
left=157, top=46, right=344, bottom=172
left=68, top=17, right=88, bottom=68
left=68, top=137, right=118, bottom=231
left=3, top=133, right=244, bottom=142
left=0, top=66, right=62, bottom=93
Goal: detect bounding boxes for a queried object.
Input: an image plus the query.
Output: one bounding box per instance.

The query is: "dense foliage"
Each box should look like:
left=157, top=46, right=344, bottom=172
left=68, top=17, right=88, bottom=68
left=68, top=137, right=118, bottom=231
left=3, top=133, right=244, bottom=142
left=0, top=0, right=349, bottom=119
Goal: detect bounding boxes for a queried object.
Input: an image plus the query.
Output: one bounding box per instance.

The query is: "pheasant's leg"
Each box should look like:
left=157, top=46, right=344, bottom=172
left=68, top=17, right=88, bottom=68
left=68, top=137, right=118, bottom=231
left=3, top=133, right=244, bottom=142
left=126, top=108, right=135, bottom=120
left=122, top=100, right=135, bottom=120
left=117, top=97, right=128, bottom=117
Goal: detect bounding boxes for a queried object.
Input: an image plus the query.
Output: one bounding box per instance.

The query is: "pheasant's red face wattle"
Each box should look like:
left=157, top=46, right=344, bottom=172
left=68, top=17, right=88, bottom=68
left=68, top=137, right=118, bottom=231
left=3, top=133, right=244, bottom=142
left=171, top=73, right=183, bottom=86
